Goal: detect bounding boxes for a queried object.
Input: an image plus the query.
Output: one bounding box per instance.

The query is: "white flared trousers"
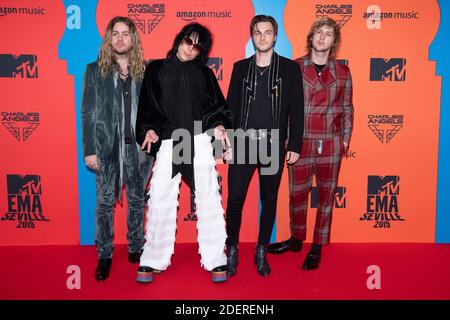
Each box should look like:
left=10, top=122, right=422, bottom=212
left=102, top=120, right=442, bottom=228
left=140, top=133, right=227, bottom=271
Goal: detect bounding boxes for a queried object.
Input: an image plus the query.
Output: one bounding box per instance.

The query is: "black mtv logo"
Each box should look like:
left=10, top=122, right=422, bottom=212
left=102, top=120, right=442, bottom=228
left=207, top=57, right=223, bottom=81
left=370, top=58, right=406, bottom=81
left=7, top=175, right=42, bottom=195
left=0, top=54, right=38, bottom=78
left=310, top=186, right=346, bottom=208
left=127, top=3, right=165, bottom=34
left=368, top=176, right=399, bottom=196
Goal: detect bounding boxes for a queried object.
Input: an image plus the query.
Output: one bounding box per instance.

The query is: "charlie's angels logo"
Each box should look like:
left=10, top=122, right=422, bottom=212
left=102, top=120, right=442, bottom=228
left=0, top=54, right=38, bottom=78
left=1, top=175, right=49, bottom=229
left=315, top=4, right=352, bottom=28
left=127, top=4, right=165, bottom=34
left=370, top=58, right=406, bottom=81
left=311, top=186, right=346, bottom=208
left=359, top=176, right=405, bottom=228
left=207, top=57, right=223, bottom=81
left=368, top=114, right=403, bottom=143
left=1, top=112, right=39, bottom=142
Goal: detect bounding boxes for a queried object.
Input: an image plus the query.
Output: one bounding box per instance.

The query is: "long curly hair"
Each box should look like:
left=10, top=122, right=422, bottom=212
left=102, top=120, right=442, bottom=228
left=306, top=17, right=341, bottom=57
left=98, top=16, right=145, bottom=80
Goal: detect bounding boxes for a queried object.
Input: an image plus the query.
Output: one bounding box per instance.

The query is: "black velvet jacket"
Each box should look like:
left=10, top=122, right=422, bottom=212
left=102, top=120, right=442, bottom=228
left=136, top=56, right=233, bottom=185
left=226, top=52, right=304, bottom=153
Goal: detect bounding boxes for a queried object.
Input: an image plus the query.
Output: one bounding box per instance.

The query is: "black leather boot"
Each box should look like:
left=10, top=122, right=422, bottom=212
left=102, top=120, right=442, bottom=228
left=227, top=245, right=238, bottom=277
left=94, top=258, right=112, bottom=281
left=128, top=250, right=143, bottom=264
left=254, top=244, right=270, bottom=277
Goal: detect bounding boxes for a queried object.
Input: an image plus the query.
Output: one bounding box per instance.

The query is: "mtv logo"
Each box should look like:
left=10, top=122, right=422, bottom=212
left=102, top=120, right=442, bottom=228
left=7, top=175, right=42, bottom=195
left=367, top=176, right=399, bottom=196
left=0, top=54, right=38, bottom=78
left=207, top=57, right=223, bottom=81
left=370, top=58, right=406, bottom=81
left=310, top=186, right=346, bottom=208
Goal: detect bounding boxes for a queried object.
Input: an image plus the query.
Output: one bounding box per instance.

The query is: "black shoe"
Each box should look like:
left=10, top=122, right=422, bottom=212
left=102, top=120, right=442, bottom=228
left=267, top=237, right=302, bottom=254
left=128, top=250, right=143, bottom=264
left=94, top=258, right=112, bottom=281
left=254, top=244, right=270, bottom=277
left=302, top=252, right=321, bottom=270
left=227, top=245, right=238, bottom=277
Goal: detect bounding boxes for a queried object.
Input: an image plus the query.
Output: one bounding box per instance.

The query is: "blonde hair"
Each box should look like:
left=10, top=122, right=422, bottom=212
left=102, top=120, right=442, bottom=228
left=306, top=17, right=341, bottom=57
left=98, top=16, right=145, bottom=80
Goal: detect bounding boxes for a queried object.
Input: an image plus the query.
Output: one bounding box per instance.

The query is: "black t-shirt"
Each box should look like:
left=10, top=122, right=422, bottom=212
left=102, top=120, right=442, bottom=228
left=247, top=65, right=273, bottom=130
left=313, top=63, right=326, bottom=76
left=120, top=75, right=132, bottom=143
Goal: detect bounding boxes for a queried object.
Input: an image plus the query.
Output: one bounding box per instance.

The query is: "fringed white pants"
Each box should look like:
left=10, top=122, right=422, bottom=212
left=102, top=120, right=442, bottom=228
left=140, top=133, right=227, bottom=271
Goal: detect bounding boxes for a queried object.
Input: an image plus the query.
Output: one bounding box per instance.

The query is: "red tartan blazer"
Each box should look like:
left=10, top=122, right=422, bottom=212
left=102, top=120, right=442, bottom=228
left=295, top=55, right=354, bottom=146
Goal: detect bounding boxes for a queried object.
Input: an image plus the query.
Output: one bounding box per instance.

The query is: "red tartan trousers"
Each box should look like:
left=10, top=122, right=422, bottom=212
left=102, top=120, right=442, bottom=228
left=289, top=136, right=344, bottom=245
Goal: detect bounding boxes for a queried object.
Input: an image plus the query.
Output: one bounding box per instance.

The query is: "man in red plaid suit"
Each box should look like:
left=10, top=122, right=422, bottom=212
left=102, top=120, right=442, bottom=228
left=267, top=17, right=354, bottom=270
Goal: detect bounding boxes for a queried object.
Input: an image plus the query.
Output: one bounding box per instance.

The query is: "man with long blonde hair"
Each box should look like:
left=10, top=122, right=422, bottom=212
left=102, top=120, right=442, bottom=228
left=268, top=17, right=354, bottom=271
left=81, top=16, right=152, bottom=281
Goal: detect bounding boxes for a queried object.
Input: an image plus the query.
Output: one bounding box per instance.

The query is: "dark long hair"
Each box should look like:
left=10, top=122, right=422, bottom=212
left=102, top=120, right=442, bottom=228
left=167, top=23, right=213, bottom=65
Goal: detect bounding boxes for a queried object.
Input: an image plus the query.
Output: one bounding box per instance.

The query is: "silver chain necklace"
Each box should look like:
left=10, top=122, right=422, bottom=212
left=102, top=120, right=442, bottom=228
left=257, top=65, right=269, bottom=76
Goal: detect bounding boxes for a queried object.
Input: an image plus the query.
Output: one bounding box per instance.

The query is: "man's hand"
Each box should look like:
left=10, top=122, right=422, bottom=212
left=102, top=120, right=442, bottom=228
left=85, top=155, right=99, bottom=171
left=286, top=151, right=300, bottom=164
left=214, top=125, right=232, bottom=161
left=141, top=130, right=159, bottom=153
left=343, top=141, right=348, bottom=151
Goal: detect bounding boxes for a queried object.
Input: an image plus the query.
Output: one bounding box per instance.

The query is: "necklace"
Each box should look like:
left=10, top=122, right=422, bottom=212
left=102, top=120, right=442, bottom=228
left=117, top=67, right=129, bottom=79
left=118, top=71, right=129, bottom=79
left=314, top=64, right=325, bottom=77
left=315, top=66, right=322, bottom=76
left=257, top=65, right=269, bottom=76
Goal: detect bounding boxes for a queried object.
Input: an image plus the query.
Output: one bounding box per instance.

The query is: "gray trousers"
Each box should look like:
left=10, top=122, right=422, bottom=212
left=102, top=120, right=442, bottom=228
left=95, top=143, right=153, bottom=259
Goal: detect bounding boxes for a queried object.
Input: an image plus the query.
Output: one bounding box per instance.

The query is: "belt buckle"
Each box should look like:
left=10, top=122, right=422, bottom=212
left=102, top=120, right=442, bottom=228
left=252, top=129, right=266, bottom=140
left=248, top=129, right=269, bottom=140
left=258, top=130, right=267, bottom=139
